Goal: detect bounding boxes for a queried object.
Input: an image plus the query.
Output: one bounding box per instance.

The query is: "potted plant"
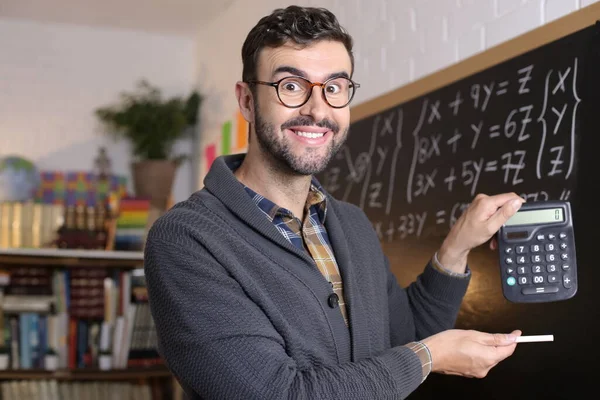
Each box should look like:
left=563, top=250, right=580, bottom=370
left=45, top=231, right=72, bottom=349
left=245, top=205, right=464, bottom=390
left=0, top=346, right=9, bottom=370
left=44, top=348, right=59, bottom=371
left=98, top=349, right=112, bottom=371
left=94, top=79, right=202, bottom=211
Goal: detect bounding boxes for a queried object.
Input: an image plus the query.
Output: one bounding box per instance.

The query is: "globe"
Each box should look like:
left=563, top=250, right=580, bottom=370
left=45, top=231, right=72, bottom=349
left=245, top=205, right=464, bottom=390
left=0, top=155, right=41, bottom=202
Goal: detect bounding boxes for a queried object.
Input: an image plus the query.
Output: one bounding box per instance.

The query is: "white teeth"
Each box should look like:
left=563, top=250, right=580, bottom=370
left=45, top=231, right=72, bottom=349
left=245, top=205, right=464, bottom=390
left=296, top=131, right=324, bottom=139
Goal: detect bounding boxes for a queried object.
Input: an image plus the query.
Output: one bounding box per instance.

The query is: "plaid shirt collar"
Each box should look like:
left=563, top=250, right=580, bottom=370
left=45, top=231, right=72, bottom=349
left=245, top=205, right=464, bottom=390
left=242, top=177, right=328, bottom=223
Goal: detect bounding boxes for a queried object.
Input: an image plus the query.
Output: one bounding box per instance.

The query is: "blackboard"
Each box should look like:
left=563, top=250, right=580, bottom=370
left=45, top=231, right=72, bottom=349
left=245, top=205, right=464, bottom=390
left=316, top=5, right=600, bottom=400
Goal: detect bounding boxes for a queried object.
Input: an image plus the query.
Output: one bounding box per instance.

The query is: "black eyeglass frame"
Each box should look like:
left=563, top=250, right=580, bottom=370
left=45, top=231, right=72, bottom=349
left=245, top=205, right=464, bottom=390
left=247, top=75, right=361, bottom=109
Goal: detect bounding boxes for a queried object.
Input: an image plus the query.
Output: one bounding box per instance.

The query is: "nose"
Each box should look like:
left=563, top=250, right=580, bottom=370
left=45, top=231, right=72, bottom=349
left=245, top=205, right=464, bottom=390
left=299, top=85, right=329, bottom=122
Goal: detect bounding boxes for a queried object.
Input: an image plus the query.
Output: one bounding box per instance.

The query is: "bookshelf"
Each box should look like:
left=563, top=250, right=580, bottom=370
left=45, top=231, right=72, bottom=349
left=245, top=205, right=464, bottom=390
left=0, top=248, right=144, bottom=268
left=0, top=248, right=183, bottom=400
left=0, top=248, right=144, bottom=260
left=0, top=365, right=170, bottom=380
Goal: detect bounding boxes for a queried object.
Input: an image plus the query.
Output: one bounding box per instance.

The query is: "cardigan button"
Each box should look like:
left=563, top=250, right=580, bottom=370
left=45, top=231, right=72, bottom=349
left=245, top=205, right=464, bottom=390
left=327, top=293, right=339, bottom=308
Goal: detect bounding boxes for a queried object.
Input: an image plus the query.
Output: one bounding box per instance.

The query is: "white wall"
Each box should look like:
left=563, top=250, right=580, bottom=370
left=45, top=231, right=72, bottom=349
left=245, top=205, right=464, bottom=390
left=195, top=0, right=599, bottom=184
left=0, top=18, right=197, bottom=203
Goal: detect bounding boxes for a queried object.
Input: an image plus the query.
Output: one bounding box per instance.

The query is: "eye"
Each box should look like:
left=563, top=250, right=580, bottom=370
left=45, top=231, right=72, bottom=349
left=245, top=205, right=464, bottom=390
left=279, top=78, right=306, bottom=93
left=325, top=78, right=350, bottom=96
left=325, top=83, right=342, bottom=94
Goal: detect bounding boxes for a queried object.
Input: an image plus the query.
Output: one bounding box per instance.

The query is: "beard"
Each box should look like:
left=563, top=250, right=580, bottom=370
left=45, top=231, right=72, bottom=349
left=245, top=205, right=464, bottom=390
left=253, top=104, right=348, bottom=176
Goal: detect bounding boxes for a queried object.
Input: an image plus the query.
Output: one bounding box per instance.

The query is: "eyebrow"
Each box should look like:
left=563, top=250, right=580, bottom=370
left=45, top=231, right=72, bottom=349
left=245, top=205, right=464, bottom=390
left=273, top=66, right=350, bottom=81
left=273, top=66, right=306, bottom=78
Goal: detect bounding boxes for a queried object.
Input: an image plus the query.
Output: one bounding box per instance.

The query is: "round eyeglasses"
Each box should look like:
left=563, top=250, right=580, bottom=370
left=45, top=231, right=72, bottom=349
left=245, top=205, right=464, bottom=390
left=247, top=76, right=360, bottom=109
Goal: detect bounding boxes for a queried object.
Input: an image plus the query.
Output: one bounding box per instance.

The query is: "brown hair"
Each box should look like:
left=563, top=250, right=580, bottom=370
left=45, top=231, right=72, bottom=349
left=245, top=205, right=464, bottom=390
left=241, top=5, right=354, bottom=82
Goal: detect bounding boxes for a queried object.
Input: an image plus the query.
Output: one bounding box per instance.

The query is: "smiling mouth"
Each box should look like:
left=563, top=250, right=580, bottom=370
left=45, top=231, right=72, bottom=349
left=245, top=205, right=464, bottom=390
left=294, top=131, right=326, bottom=139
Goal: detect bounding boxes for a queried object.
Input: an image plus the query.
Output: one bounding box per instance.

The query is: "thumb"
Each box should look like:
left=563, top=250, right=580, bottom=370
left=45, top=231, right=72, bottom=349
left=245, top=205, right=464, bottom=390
left=488, top=198, right=525, bottom=232
left=486, top=330, right=522, bottom=346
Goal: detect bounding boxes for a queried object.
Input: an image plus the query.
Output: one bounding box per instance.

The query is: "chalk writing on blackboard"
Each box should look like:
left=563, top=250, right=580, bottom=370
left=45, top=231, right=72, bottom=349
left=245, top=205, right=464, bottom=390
left=320, top=55, right=581, bottom=242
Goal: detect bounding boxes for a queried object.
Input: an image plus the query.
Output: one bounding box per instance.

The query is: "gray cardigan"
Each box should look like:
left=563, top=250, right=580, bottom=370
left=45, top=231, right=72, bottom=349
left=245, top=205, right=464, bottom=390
left=143, top=154, right=470, bottom=399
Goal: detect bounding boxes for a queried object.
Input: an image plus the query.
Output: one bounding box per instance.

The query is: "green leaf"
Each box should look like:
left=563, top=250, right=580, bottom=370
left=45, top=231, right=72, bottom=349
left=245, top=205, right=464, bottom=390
left=94, top=79, right=202, bottom=161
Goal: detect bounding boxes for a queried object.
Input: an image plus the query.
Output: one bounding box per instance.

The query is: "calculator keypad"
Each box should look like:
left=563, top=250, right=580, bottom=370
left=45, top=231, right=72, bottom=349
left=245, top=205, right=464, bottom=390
left=503, top=231, right=572, bottom=295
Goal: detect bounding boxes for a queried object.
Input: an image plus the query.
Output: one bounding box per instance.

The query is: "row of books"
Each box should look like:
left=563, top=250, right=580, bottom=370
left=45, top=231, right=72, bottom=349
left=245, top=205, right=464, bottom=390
left=1, top=379, right=153, bottom=400
left=0, top=266, right=160, bottom=371
left=113, top=198, right=150, bottom=251
left=0, top=202, right=64, bottom=249
left=0, top=196, right=152, bottom=251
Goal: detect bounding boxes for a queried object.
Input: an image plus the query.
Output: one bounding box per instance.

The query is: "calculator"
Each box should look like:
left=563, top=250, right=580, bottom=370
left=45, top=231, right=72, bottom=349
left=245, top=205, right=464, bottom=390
left=497, top=200, right=577, bottom=303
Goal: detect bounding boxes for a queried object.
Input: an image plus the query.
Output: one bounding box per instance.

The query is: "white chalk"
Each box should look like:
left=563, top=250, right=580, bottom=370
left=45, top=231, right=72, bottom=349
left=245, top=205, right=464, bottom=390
left=515, top=335, right=554, bottom=343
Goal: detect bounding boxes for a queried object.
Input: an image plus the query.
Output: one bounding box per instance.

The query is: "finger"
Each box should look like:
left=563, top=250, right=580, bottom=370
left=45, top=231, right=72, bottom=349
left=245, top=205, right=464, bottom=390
left=489, top=237, right=497, bottom=250
left=484, top=192, right=525, bottom=210
left=493, top=343, right=518, bottom=361
left=487, top=197, right=525, bottom=232
left=483, top=332, right=520, bottom=346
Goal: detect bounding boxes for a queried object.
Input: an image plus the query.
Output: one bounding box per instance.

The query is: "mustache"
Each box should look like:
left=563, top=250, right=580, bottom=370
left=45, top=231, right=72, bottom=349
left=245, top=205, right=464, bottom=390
left=281, top=116, right=339, bottom=134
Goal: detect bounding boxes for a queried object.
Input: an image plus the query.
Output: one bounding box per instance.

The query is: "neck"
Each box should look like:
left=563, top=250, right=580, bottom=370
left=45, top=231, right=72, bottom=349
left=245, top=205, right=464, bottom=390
left=234, top=150, right=312, bottom=219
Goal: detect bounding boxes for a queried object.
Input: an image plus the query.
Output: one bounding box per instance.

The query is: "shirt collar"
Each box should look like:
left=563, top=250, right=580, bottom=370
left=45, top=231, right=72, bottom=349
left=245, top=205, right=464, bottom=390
left=242, top=177, right=328, bottom=223
left=307, top=178, right=328, bottom=223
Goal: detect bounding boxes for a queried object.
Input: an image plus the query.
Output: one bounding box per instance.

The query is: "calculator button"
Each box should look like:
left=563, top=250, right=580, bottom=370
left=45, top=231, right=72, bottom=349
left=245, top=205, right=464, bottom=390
left=559, top=232, right=567, bottom=239
left=516, top=246, right=527, bottom=254
left=547, top=275, right=558, bottom=283
left=517, top=266, right=529, bottom=274
left=529, top=244, right=540, bottom=253
left=547, top=233, right=556, bottom=240
left=560, top=243, right=567, bottom=250
left=505, top=257, right=514, bottom=264
left=536, top=234, right=545, bottom=241
left=531, top=255, right=542, bottom=263
left=516, top=256, right=526, bottom=264
left=507, top=267, right=515, bottom=274
left=547, top=264, right=557, bottom=273
left=532, top=275, right=544, bottom=284
left=518, top=276, right=529, bottom=285
left=506, top=276, right=517, bottom=286
left=504, top=247, right=513, bottom=254
left=560, top=253, right=568, bottom=260
left=522, top=286, right=559, bottom=295
left=562, top=264, right=570, bottom=270
left=531, top=265, right=543, bottom=274
left=545, top=243, right=555, bottom=251
left=563, top=274, right=573, bottom=289
left=546, top=254, right=556, bottom=262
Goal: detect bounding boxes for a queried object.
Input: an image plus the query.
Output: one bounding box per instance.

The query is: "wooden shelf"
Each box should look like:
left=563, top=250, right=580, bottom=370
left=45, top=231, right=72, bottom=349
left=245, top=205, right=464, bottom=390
left=0, top=248, right=144, bottom=268
left=0, top=366, right=171, bottom=381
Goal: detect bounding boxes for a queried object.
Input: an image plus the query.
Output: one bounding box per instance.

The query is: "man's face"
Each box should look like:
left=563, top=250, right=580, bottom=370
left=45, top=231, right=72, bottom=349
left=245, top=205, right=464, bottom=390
left=251, top=40, right=352, bottom=176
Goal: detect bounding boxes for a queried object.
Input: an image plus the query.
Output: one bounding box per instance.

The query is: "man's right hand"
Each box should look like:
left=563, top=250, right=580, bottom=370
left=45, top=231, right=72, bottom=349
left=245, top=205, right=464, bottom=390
left=422, top=329, right=522, bottom=378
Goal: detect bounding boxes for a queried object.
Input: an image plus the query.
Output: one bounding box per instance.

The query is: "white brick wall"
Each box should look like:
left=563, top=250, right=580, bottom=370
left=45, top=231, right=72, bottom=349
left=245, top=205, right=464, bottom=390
left=0, top=18, right=196, bottom=203
left=544, top=0, right=579, bottom=22
left=195, top=0, right=598, bottom=183
left=495, top=0, right=528, bottom=17
left=486, top=0, right=542, bottom=48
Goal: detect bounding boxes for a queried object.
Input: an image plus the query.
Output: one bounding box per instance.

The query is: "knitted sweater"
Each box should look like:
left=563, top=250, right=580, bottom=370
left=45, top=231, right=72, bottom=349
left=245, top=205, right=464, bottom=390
left=143, top=154, right=470, bottom=400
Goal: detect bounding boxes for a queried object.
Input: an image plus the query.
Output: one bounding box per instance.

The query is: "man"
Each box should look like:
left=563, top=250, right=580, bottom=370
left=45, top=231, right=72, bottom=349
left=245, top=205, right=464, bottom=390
left=144, top=5, right=525, bottom=399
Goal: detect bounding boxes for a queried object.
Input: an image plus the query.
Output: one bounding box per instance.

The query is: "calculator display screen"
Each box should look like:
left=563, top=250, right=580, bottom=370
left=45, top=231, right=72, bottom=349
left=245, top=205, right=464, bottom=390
left=505, top=207, right=564, bottom=226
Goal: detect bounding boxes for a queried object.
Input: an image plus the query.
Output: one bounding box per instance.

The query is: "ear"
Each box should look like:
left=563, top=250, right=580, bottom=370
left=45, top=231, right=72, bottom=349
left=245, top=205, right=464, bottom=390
left=235, top=81, right=254, bottom=123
